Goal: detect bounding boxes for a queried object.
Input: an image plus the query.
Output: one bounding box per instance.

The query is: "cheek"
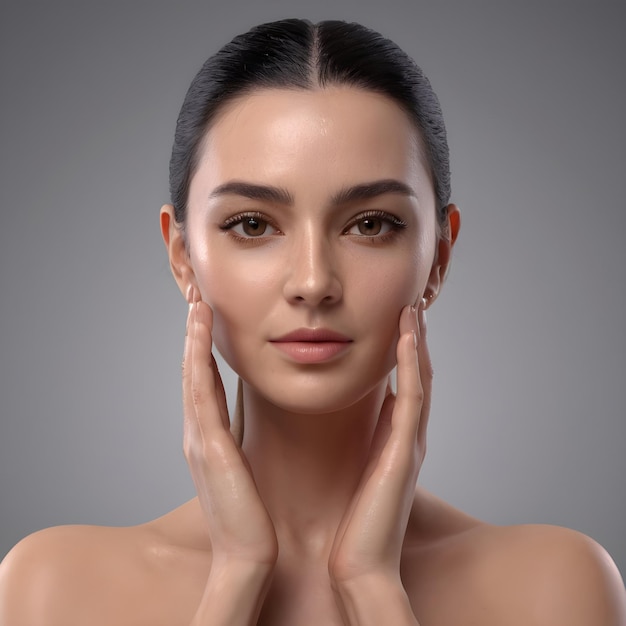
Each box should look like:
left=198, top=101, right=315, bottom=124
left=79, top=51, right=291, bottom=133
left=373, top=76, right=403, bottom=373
left=350, top=246, right=426, bottom=316
left=190, top=243, right=280, bottom=364
left=347, top=247, right=428, bottom=365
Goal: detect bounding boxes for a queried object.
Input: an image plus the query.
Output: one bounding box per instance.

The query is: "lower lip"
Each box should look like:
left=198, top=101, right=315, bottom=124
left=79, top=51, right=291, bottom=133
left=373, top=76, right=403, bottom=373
left=270, top=341, right=352, bottom=364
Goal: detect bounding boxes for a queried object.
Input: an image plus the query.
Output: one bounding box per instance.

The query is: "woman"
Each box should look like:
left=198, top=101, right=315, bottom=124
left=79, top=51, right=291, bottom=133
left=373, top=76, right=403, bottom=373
left=1, top=18, right=624, bottom=626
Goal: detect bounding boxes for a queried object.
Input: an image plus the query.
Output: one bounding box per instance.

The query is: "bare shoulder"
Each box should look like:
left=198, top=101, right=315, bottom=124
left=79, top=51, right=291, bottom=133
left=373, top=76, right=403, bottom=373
left=403, top=496, right=626, bottom=626
left=0, top=504, right=209, bottom=626
left=0, top=525, right=110, bottom=625
left=0, top=524, right=153, bottom=626
left=472, top=524, right=625, bottom=624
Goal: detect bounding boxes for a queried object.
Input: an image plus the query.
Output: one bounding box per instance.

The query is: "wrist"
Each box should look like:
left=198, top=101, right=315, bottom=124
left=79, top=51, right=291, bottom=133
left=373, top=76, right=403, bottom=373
left=332, top=573, right=419, bottom=626
left=190, top=559, right=275, bottom=626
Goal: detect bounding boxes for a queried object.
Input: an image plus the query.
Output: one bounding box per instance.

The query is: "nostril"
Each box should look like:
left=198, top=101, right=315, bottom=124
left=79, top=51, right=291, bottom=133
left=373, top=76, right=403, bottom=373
left=283, top=253, right=343, bottom=306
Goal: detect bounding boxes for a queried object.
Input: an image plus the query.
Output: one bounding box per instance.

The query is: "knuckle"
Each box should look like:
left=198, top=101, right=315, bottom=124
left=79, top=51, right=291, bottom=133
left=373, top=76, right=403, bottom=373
left=182, top=440, right=194, bottom=464
left=206, top=433, right=232, bottom=460
left=191, top=384, right=206, bottom=408
left=181, top=353, right=191, bottom=376
left=182, top=428, right=197, bottom=459
left=183, top=427, right=232, bottom=466
left=414, top=386, right=425, bottom=403
left=404, top=386, right=424, bottom=405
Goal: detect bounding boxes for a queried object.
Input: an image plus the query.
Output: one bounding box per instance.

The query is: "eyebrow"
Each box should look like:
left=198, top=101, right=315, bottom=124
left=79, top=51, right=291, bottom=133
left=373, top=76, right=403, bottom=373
left=209, top=181, right=294, bottom=204
left=208, top=178, right=416, bottom=206
left=331, top=179, right=416, bottom=205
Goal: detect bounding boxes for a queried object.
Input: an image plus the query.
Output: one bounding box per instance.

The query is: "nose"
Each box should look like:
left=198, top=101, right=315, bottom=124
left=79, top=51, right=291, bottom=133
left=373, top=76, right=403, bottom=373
left=282, top=227, right=343, bottom=306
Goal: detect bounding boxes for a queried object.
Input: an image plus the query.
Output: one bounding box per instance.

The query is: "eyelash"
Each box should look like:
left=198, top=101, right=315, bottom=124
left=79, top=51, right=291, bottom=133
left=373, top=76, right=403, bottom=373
left=219, top=209, right=407, bottom=244
left=342, top=210, right=407, bottom=243
left=219, top=211, right=282, bottom=244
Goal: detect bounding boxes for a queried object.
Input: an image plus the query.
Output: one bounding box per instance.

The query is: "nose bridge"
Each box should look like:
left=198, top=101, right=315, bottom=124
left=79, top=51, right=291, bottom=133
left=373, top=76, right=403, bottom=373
left=284, top=221, right=341, bottom=305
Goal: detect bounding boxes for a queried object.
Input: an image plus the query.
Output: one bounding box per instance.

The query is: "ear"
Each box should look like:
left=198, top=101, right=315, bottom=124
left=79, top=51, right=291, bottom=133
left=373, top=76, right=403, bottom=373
left=160, top=204, right=198, bottom=303
left=423, top=203, right=461, bottom=308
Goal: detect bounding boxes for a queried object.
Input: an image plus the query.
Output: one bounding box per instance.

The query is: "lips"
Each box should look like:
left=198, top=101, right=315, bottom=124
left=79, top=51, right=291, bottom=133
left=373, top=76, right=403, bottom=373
left=270, top=328, right=353, bottom=364
left=271, top=328, right=352, bottom=343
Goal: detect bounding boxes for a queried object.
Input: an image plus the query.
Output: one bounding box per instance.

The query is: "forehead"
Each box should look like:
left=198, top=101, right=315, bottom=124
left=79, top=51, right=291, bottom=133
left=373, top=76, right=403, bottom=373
left=192, top=87, right=434, bottom=204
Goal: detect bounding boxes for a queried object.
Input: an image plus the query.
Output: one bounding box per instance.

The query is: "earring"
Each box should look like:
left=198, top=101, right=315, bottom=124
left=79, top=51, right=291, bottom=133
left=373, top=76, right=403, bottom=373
left=422, top=291, right=435, bottom=310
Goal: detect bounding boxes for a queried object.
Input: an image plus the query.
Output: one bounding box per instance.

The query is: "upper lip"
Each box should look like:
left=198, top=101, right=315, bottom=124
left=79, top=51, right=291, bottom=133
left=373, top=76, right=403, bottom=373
left=270, top=328, right=353, bottom=343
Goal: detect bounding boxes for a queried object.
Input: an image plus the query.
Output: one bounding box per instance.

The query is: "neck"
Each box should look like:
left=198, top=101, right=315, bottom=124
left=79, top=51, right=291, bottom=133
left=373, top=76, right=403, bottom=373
left=240, top=380, right=387, bottom=557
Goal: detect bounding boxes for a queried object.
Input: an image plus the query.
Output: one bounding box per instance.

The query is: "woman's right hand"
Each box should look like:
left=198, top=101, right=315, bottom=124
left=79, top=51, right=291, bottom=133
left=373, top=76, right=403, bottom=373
left=184, top=297, right=277, bottom=624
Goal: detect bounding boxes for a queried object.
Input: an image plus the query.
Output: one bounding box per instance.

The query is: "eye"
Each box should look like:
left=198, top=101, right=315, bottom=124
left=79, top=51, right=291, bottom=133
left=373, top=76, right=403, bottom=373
left=344, top=211, right=406, bottom=238
left=220, top=212, right=280, bottom=239
left=235, top=216, right=271, bottom=237
left=349, top=217, right=387, bottom=236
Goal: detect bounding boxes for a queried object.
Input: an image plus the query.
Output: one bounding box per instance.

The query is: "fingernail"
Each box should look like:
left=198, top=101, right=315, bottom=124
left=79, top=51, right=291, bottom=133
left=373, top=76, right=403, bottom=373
left=411, top=303, right=420, bottom=340
left=412, top=330, right=418, bottom=349
left=185, top=305, right=192, bottom=335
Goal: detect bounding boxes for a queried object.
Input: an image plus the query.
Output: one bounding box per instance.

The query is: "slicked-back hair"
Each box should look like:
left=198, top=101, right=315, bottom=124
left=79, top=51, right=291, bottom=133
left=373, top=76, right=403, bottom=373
left=170, top=19, right=451, bottom=227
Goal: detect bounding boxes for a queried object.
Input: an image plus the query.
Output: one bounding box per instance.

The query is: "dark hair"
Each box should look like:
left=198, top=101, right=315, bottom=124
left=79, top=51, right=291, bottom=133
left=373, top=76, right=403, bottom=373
left=169, top=19, right=451, bottom=228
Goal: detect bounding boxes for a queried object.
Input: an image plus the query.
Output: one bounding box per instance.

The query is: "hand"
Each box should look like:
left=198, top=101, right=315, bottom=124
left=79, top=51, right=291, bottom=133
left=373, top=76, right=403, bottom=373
left=329, top=302, right=431, bottom=586
left=183, top=297, right=278, bottom=569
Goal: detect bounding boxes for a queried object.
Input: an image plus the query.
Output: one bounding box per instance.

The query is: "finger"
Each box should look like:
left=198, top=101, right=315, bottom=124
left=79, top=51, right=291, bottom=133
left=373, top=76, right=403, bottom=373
left=210, top=354, right=231, bottom=430
left=183, top=300, right=229, bottom=442
left=331, top=386, right=396, bottom=548
left=392, top=305, right=423, bottom=443
left=186, top=293, right=230, bottom=430
left=334, top=381, right=396, bottom=549
left=416, top=303, right=433, bottom=448
left=364, top=391, right=395, bottom=473
left=182, top=301, right=199, bottom=439
left=192, top=301, right=232, bottom=432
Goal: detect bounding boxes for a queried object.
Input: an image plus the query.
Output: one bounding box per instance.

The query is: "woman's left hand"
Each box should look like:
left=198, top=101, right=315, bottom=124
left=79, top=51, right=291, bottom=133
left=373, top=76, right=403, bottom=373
left=329, top=302, right=430, bottom=624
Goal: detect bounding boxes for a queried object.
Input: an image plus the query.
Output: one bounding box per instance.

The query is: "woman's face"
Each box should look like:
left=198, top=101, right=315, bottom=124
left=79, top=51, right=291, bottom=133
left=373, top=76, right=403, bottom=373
left=181, top=87, right=446, bottom=413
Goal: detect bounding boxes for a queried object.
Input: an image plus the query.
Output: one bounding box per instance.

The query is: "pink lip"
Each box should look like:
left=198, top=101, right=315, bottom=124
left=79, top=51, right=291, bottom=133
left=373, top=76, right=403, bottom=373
left=272, top=328, right=352, bottom=343
left=270, top=328, right=352, bottom=364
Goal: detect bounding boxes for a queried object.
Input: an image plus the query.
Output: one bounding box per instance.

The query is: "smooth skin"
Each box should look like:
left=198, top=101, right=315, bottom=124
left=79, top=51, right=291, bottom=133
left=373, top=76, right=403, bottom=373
left=1, top=88, right=624, bottom=626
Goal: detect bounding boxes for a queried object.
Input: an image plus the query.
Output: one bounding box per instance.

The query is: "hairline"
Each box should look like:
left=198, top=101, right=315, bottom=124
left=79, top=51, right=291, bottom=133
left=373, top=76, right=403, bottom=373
left=185, top=84, right=435, bottom=223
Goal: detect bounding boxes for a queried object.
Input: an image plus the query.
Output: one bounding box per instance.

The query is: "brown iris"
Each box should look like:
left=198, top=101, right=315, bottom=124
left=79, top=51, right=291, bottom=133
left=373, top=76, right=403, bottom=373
left=242, top=217, right=268, bottom=236
left=357, top=218, right=383, bottom=236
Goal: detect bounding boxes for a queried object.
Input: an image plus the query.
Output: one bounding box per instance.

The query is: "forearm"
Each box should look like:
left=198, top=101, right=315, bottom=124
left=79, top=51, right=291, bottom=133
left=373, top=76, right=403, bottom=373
left=333, top=574, right=420, bottom=626
left=189, top=560, right=274, bottom=626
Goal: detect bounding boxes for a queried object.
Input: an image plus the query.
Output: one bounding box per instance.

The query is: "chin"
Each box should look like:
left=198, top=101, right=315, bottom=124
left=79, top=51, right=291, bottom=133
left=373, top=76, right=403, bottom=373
left=263, top=391, right=361, bottom=416
left=243, top=363, right=395, bottom=416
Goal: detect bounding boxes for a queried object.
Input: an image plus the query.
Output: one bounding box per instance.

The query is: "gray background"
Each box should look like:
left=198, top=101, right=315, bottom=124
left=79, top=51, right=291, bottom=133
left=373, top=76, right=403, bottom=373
left=1, top=0, right=624, bottom=578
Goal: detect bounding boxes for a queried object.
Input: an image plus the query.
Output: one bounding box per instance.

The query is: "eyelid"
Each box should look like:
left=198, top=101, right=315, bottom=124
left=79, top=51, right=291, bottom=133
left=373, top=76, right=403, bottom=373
left=342, top=209, right=407, bottom=234
left=219, top=211, right=282, bottom=237
left=219, top=209, right=406, bottom=241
